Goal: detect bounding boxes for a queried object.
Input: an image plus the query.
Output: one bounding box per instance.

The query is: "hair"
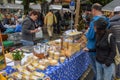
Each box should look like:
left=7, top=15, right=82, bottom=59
left=94, top=18, right=108, bottom=30
left=92, top=3, right=102, bottom=11
left=114, top=12, right=120, bottom=15
left=94, top=18, right=109, bottom=40
left=29, top=10, right=39, bottom=16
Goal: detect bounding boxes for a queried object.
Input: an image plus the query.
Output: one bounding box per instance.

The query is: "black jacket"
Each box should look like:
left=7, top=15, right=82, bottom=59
left=89, top=32, right=116, bottom=66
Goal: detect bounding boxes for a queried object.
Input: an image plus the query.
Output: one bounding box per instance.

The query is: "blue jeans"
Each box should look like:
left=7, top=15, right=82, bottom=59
left=21, top=40, right=34, bottom=46
left=96, top=61, right=115, bottom=80
left=89, top=52, right=96, bottom=80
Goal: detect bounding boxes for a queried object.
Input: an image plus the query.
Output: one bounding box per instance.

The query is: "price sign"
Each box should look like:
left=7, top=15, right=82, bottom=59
left=69, top=0, right=75, bottom=11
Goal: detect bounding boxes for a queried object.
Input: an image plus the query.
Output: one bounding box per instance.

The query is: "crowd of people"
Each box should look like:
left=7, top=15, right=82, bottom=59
left=82, top=3, right=120, bottom=80
left=0, top=9, right=73, bottom=41
left=0, top=9, right=73, bottom=46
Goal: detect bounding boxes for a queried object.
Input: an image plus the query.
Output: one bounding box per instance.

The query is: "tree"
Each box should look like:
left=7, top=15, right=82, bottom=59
left=22, top=0, right=30, bottom=15
left=22, top=0, right=38, bottom=15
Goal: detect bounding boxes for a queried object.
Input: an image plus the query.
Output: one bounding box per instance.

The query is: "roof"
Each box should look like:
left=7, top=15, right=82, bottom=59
left=102, top=0, right=120, bottom=12
left=30, top=4, right=41, bottom=10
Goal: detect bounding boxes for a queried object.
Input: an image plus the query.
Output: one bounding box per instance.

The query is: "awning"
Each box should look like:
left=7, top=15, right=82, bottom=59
left=102, top=0, right=120, bottom=12
left=49, top=5, right=62, bottom=10
left=30, top=4, right=41, bottom=10
left=0, top=3, right=23, bottom=9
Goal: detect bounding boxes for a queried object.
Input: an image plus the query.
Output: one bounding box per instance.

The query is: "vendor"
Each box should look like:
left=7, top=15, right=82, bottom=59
left=21, top=10, right=39, bottom=46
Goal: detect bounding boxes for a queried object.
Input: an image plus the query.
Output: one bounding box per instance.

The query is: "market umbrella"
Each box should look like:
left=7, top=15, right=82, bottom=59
left=102, top=0, right=120, bottom=12
left=0, top=4, right=6, bottom=9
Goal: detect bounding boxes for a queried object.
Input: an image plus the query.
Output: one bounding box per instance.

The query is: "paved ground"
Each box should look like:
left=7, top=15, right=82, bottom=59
left=79, top=65, right=94, bottom=80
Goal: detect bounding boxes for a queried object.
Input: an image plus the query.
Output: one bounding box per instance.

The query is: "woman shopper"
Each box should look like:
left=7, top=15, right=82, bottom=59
left=83, top=18, right=116, bottom=80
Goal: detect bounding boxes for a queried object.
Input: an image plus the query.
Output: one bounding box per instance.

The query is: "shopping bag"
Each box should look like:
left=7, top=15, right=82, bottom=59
left=115, top=45, right=120, bottom=65
left=35, top=29, right=43, bottom=38
left=108, top=33, right=120, bottom=65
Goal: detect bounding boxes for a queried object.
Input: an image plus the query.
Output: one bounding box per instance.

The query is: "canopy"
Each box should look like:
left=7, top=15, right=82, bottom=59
left=30, top=4, right=41, bottom=10
left=49, top=5, right=62, bottom=10
left=0, top=3, right=23, bottom=9
left=102, top=0, right=120, bottom=12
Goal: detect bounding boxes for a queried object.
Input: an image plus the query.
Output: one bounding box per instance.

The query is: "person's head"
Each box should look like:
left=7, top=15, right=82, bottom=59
left=91, top=3, right=102, bottom=16
left=114, top=6, right=120, bottom=15
left=29, top=10, right=39, bottom=21
left=94, top=18, right=108, bottom=33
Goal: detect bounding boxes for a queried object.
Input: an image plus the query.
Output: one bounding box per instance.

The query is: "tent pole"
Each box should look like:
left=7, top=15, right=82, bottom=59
left=74, top=0, right=80, bottom=30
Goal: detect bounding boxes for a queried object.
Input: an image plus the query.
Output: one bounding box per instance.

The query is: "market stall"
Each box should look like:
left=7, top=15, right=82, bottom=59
left=0, top=31, right=90, bottom=80
left=4, top=50, right=90, bottom=80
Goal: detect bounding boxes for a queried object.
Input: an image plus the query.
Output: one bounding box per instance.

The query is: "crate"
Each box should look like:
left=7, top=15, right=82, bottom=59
left=7, top=32, right=22, bottom=41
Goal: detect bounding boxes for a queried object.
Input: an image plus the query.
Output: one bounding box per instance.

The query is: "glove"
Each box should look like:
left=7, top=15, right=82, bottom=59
left=105, top=60, right=111, bottom=67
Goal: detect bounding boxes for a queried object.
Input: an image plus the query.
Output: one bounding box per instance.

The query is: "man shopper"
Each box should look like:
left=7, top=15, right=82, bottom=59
left=83, top=3, right=110, bottom=80
left=44, top=10, right=57, bottom=40
left=110, top=6, right=120, bottom=80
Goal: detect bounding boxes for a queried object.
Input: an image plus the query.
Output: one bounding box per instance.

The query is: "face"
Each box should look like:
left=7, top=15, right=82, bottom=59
left=91, top=9, right=95, bottom=16
left=31, top=14, right=38, bottom=21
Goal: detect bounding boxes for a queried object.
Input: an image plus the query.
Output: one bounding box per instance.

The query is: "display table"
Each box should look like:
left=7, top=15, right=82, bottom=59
left=4, top=50, right=90, bottom=80
left=42, top=51, right=90, bottom=80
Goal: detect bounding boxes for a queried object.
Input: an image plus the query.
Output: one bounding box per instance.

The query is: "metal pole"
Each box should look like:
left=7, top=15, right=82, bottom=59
left=71, top=10, right=73, bottom=31
left=70, top=0, right=75, bottom=31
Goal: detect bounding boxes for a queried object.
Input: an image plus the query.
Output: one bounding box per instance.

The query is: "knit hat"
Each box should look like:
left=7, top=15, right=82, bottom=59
left=94, top=18, right=108, bottom=30
left=114, top=6, right=120, bottom=12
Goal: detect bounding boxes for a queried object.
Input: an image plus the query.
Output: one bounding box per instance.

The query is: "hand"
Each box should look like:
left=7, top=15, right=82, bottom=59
left=105, top=63, right=111, bottom=67
left=105, top=60, right=111, bottom=67
left=37, top=27, right=41, bottom=31
left=83, top=47, right=89, bottom=52
left=30, top=29, right=39, bottom=33
left=34, top=28, right=39, bottom=32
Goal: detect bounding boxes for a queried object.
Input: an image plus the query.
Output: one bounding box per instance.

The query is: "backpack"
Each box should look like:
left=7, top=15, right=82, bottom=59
left=108, top=33, right=120, bottom=65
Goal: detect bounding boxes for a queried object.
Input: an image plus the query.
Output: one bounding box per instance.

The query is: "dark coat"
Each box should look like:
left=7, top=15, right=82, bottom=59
left=22, top=17, right=36, bottom=41
left=89, top=32, right=116, bottom=66
left=110, top=15, right=120, bottom=51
